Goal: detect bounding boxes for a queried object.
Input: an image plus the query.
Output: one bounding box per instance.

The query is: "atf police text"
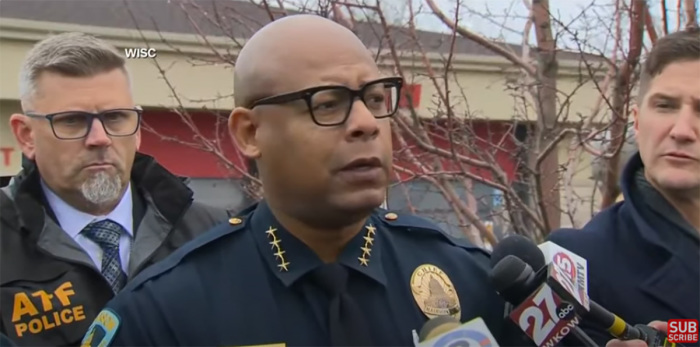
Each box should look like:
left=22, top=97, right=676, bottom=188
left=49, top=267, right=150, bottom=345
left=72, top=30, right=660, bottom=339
left=11, top=282, right=86, bottom=337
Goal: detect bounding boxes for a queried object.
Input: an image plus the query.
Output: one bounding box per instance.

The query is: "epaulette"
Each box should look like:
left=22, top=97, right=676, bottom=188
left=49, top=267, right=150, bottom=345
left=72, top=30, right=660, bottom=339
left=123, top=205, right=256, bottom=292
left=376, top=208, right=491, bottom=258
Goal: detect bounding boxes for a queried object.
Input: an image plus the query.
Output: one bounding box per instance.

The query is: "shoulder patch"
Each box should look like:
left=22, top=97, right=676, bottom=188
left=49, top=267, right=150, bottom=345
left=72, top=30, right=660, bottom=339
left=377, top=209, right=490, bottom=258
left=81, top=308, right=120, bottom=347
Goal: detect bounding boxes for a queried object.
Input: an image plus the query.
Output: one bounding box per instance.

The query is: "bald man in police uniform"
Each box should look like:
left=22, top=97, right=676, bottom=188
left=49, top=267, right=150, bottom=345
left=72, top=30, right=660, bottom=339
left=82, top=15, right=525, bottom=346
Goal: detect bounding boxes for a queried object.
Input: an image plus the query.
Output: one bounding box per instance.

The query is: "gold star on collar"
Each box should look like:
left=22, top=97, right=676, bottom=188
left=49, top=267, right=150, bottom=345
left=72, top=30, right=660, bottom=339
left=358, top=224, right=376, bottom=267
left=277, top=261, right=290, bottom=272
left=365, top=225, right=376, bottom=235
left=269, top=238, right=282, bottom=249
left=265, top=226, right=290, bottom=272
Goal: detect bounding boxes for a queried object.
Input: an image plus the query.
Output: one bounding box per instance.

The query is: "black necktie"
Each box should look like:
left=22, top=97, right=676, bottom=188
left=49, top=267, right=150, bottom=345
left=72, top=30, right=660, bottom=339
left=310, top=263, right=374, bottom=346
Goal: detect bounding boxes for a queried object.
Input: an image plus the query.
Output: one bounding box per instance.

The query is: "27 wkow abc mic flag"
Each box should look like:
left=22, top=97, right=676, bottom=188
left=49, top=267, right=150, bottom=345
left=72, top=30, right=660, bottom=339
left=509, top=242, right=590, bottom=347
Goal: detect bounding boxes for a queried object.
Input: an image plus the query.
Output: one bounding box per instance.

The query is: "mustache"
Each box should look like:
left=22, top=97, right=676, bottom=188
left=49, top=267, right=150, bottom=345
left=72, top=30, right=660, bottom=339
left=80, top=152, right=113, bottom=166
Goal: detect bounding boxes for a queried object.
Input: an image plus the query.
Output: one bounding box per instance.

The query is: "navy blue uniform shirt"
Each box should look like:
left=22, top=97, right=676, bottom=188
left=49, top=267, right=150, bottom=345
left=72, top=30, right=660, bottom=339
left=82, top=201, right=523, bottom=346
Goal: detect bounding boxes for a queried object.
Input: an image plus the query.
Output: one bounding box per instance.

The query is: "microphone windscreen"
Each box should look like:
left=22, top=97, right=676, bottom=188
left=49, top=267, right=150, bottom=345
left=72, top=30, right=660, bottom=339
left=418, top=315, right=461, bottom=342
left=489, top=255, right=529, bottom=293
left=490, top=235, right=545, bottom=270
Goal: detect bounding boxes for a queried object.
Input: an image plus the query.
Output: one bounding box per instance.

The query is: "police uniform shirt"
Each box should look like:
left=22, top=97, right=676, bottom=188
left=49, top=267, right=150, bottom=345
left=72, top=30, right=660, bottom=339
left=83, top=201, right=512, bottom=346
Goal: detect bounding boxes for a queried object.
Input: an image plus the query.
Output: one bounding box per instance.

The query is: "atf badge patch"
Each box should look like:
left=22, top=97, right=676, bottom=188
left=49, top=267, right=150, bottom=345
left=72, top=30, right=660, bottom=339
left=410, top=264, right=461, bottom=319
left=80, top=309, right=120, bottom=347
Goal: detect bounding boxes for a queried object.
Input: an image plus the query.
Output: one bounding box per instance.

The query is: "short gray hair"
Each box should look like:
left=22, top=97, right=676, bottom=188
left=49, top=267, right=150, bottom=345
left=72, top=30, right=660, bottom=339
left=19, top=32, right=129, bottom=111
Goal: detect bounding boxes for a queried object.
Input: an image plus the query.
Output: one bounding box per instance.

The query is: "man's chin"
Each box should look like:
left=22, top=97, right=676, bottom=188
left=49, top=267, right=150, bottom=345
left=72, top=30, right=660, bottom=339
left=655, top=174, right=700, bottom=195
left=335, top=188, right=386, bottom=208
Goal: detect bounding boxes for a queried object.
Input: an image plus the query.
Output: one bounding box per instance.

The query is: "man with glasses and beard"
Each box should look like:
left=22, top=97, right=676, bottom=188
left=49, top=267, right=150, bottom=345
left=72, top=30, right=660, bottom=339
left=81, top=15, right=527, bottom=347
left=0, top=32, right=231, bottom=347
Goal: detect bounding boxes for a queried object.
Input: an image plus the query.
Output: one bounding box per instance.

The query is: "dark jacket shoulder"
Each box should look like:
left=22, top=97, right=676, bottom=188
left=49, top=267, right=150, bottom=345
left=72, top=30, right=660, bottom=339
left=118, top=203, right=256, bottom=295
left=547, top=202, right=625, bottom=260
left=376, top=208, right=491, bottom=259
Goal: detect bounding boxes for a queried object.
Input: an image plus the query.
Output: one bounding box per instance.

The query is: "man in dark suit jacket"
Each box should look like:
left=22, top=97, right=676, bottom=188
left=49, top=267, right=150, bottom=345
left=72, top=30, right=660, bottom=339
left=549, top=28, right=700, bottom=347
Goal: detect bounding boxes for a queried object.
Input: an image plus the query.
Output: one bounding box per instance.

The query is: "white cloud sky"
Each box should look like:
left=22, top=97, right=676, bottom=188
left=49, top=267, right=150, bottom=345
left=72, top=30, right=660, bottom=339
left=284, top=0, right=696, bottom=55
left=384, top=0, right=692, bottom=54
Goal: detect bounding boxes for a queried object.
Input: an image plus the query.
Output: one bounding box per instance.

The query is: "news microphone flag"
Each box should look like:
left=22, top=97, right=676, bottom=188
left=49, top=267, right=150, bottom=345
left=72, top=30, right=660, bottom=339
left=538, top=241, right=590, bottom=312
left=540, top=241, right=685, bottom=346
left=415, top=317, right=500, bottom=347
left=508, top=242, right=591, bottom=347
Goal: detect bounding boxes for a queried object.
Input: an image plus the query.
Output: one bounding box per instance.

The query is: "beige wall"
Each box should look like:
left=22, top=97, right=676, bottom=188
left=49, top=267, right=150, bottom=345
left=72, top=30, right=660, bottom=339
left=401, top=68, right=604, bottom=122
left=1, top=19, right=607, bottom=122
left=557, top=133, right=601, bottom=228
left=0, top=21, right=235, bottom=176
left=0, top=39, right=234, bottom=110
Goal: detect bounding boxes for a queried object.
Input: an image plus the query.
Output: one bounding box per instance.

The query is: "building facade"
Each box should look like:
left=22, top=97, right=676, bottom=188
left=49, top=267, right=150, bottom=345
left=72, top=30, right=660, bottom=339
left=0, top=0, right=607, bottom=237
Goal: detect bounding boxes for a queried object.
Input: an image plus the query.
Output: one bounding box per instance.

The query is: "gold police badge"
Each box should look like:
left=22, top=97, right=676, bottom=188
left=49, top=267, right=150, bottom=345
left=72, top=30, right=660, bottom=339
left=410, top=264, right=461, bottom=319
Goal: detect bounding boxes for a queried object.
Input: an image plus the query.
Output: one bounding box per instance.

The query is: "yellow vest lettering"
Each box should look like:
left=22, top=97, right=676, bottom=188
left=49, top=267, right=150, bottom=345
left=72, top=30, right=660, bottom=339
left=13, top=305, right=86, bottom=337
left=14, top=323, right=27, bottom=337
left=31, top=290, right=54, bottom=311
left=41, top=315, right=56, bottom=330
left=12, top=292, right=39, bottom=322
left=28, top=319, right=42, bottom=334
left=11, top=282, right=86, bottom=338
left=54, top=282, right=75, bottom=306
left=60, top=308, right=74, bottom=324
left=72, top=305, right=86, bottom=321
left=51, top=311, right=63, bottom=327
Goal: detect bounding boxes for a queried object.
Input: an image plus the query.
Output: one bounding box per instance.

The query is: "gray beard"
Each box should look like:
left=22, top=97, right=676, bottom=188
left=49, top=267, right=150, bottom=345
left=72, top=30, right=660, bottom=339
left=80, top=171, right=123, bottom=206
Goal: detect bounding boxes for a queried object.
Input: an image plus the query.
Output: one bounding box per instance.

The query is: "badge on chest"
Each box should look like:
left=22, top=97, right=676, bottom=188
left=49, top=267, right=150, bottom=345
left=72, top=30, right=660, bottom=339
left=410, top=264, right=461, bottom=320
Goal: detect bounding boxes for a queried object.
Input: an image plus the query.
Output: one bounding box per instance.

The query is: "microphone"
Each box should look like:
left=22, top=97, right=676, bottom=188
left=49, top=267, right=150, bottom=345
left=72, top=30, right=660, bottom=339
left=538, top=241, right=682, bottom=347
left=491, top=236, right=683, bottom=347
left=490, top=255, right=587, bottom=347
left=488, top=234, right=547, bottom=322
left=415, top=316, right=501, bottom=347
left=490, top=234, right=545, bottom=271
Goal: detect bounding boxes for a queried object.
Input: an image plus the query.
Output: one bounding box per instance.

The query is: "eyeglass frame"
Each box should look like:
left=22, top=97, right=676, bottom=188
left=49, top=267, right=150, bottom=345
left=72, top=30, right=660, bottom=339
left=248, top=77, right=405, bottom=127
left=24, top=107, right=144, bottom=140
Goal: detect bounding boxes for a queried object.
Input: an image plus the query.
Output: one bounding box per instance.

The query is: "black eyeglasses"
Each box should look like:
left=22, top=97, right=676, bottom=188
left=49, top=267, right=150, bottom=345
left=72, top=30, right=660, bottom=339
left=25, top=108, right=143, bottom=140
left=249, top=77, right=404, bottom=126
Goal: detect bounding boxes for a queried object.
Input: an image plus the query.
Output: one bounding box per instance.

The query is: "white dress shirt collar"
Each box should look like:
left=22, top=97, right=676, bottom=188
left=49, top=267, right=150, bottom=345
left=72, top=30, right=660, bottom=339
left=41, top=180, right=134, bottom=237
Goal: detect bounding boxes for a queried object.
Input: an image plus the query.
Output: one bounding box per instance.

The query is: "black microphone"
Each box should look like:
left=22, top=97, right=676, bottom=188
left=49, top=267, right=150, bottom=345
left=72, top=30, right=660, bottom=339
left=490, top=234, right=545, bottom=271
left=489, top=234, right=547, bottom=326
left=490, top=235, right=596, bottom=347
left=490, top=254, right=592, bottom=347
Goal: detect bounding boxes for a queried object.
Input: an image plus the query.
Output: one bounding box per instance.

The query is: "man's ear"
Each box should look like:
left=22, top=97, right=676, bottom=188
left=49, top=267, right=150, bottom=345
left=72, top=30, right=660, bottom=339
left=135, top=127, right=142, bottom=151
left=631, top=105, right=640, bottom=141
left=9, top=113, right=37, bottom=160
left=228, top=107, right=261, bottom=159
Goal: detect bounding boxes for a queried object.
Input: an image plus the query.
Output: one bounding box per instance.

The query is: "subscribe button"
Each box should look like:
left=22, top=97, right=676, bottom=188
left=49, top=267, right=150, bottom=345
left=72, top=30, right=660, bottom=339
left=668, top=319, right=698, bottom=344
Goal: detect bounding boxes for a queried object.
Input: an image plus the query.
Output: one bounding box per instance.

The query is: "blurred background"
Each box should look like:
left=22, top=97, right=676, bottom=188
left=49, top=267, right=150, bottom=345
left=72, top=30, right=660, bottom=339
left=1, top=0, right=696, bottom=249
